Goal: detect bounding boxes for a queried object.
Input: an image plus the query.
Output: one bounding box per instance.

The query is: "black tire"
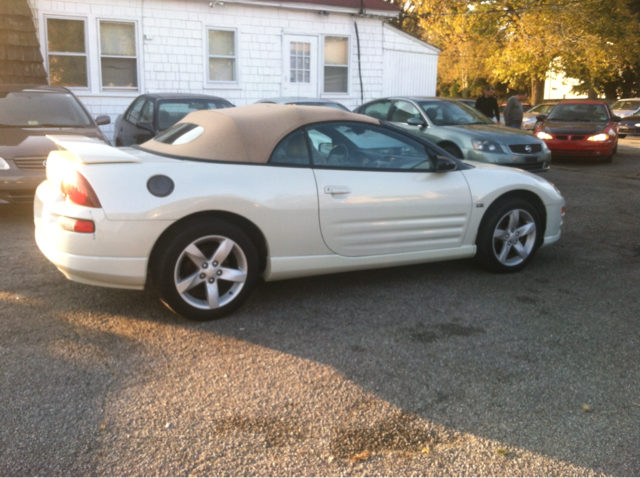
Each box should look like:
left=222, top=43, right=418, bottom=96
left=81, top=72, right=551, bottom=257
left=152, top=219, right=259, bottom=321
left=475, top=198, right=542, bottom=273
left=613, top=140, right=618, bottom=154
left=603, top=154, right=613, bottom=163
left=441, top=144, right=464, bottom=159
left=619, top=134, right=627, bottom=139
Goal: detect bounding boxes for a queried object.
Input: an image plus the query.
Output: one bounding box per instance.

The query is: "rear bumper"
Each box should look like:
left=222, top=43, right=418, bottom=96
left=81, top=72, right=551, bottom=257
left=34, top=180, right=172, bottom=290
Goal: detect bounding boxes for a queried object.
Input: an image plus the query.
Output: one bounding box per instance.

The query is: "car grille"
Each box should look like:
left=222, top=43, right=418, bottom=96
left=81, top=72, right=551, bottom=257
left=554, top=135, right=585, bottom=140
left=508, top=144, right=542, bottom=154
left=13, top=156, right=48, bottom=171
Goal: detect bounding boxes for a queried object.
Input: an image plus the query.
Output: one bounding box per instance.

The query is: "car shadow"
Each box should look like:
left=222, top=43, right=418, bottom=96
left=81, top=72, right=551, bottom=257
left=2, top=194, right=638, bottom=475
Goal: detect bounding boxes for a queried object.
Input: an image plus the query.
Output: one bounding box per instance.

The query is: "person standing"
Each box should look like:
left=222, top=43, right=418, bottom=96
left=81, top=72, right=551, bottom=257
left=475, top=86, right=501, bottom=124
left=503, top=91, right=529, bottom=129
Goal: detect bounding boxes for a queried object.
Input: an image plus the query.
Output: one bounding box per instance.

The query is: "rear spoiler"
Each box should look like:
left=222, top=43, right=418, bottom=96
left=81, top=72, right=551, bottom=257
left=46, top=135, right=142, bottom=164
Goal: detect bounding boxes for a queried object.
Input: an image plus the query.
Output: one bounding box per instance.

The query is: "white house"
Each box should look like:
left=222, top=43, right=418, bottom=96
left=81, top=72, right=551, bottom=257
left=25, top=0, right=440, bottom=141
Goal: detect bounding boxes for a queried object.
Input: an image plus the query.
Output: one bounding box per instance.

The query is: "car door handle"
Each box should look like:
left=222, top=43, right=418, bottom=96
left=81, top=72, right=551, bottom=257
left=324, top=186, right=351, bottom=195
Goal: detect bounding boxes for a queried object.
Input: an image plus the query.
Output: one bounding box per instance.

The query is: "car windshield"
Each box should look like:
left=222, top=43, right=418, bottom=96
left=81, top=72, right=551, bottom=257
left=610, top=100, right=640, bottom=110
left=547, top=103, right=609, bottom=122
left=417, top=100, right=492, bottom=126
left=158, top=100, right=230, bottom=131
left=529, top=104, right=555, bottom=114
left=0, top=90, right=92, bottom=127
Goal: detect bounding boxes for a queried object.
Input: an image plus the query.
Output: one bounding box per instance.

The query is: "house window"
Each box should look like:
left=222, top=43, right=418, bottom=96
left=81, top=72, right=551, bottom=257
left=46, top=18, right=88, bottom=87
left=324, top=36, right=348, bottom=93
left=99, top=21, right=138, bottom=89
left=208, top=29, right=236, bottom=82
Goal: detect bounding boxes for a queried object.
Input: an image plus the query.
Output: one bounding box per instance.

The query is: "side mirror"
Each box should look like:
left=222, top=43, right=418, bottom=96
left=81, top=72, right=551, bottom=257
left=137, top=121, right=155, bottom=134
left=536, top=114, right=548, bottom=122
left=407, top=117, right=426, bottom=127
left=318, top=143, right=333, bottom=155
left=435, top=156, right=457, bottom=171
left=95, top=115, right=111, bottom=126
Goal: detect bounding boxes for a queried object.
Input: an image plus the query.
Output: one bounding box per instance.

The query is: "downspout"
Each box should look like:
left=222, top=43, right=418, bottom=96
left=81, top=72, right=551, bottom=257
left=354, top=1, right=365, bottom=105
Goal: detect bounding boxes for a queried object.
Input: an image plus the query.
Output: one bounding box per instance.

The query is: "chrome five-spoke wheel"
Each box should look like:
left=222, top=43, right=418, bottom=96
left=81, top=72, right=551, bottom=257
left=175, top=235, right=248, bottom=310
left=476, top=198, right=541, bottom=273
left=491, top=209, right=537, bottom=267
left=154, top=220, right=258, bottom=321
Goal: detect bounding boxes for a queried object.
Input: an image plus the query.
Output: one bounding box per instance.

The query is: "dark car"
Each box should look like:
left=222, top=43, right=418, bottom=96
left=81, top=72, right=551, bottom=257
left=114, top=93, right=234, bottom=146
left=616, top=114, right=640, bottom=138
left=534, top=100, right=620, bottom=163
left=0, top=84, right=110, bottom=204
left=255, top=97, right=349, bottom=111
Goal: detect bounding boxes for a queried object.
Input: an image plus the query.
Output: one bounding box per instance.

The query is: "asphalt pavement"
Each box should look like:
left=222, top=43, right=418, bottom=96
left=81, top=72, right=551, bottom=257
left=0, top=141, right=638, bottom=476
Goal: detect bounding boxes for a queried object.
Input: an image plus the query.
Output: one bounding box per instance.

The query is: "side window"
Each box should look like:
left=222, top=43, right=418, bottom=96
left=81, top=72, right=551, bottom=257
left=125, top=98, right=145, bottom=123
left=423, top=105, right=445, bottom=125
left=361, top=100, right=392, bottom=120
left=269, top=130, right=311, bottom=166
left=140, top=100, right=154, bottom=124
left=306, top=122, right=434, bottom=170
left=391, top=100, right=421, bottom=123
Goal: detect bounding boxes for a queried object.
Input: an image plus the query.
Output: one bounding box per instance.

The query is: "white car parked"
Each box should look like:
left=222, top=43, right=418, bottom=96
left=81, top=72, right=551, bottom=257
left=34, top=104, right=565, bottom=321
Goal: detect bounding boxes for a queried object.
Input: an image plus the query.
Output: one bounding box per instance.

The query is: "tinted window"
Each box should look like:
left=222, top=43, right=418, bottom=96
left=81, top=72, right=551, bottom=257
left=361, top=100, right=391, bottom=120
left=154, top=123, right=204, bottom=145
left=269, top=130, right=310, bottom=165
left=306, top=122, right=433, bottom=170
left=0, top=90, right=92, bottom=127
left=157, top=100, right=229, bottom=131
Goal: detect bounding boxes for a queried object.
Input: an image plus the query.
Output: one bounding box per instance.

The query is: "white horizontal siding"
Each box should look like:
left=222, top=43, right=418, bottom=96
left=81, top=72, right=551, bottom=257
left=383, top=50, right=438, bottom=97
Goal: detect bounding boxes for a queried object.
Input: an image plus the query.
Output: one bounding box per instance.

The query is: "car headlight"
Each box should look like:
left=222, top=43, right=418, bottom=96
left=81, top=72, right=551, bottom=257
left=0, top=157, right=10, bottom=170
left=587, top=133, right=609, bottom=142
left=536, top=132, right=553, bottom=140
left=634, top=123, right=640, bottom=127
left=471, top=139, right=503, bottom=153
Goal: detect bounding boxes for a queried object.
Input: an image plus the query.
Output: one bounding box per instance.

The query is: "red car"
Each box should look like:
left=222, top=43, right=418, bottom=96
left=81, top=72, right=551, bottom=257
left=534, top=100, right=620, bottom=163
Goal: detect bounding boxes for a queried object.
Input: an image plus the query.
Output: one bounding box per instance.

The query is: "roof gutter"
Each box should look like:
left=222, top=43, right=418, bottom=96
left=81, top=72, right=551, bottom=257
left=203, top=0, right=398, bottom=17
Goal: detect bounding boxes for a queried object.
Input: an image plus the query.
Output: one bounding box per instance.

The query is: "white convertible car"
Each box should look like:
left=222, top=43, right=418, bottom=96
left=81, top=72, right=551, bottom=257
left=34, top=104, right=564, bottom=321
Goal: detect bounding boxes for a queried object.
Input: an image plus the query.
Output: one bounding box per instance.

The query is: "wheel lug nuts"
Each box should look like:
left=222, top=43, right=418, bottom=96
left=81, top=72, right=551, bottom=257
left=208, top=278, right=214, bottom=283
left=202, top=263, right=208, bottom=269
left=213, top=261, right=218, bottom=267
left=199, top=273, right=206, bottom=279
left=216, top=270, right=222, bottom=276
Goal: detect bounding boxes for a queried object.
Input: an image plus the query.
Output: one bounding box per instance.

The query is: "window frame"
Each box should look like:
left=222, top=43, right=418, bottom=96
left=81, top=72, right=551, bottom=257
left=97, top=19, right=140, bottom=92
left=44, top=16, right=90, bottom=90
left=321, top=35, right=350, bottom=97
left=205, top=27, right=240, bottom=87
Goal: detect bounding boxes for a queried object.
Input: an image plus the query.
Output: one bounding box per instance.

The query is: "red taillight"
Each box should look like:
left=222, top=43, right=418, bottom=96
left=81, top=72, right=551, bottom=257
left=60, top=170, right=101, bottom=208
left=57, top=216, right=95, bottom=233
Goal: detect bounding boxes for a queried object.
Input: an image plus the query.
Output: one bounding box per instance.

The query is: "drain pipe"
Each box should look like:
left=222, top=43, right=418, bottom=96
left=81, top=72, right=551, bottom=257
left=354, top=19, right=364, bottom=105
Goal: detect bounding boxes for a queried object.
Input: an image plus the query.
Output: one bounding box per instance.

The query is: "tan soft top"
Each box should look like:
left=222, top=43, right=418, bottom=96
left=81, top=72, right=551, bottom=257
left=141, top=103, right=380, bottom=163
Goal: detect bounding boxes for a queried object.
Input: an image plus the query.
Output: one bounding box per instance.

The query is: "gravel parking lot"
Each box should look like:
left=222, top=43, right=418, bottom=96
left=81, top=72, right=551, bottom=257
left=1, top=141, right=638, bottom=476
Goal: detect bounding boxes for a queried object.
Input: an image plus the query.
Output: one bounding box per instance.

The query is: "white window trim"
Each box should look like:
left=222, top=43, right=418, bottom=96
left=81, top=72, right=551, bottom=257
left=204, top=27, right=240, bottom=88
left=320, top=34, right=351, bottom=98
left=43, top=15, right=91, bottom=91
left=97, top=19, right=140, bottom=93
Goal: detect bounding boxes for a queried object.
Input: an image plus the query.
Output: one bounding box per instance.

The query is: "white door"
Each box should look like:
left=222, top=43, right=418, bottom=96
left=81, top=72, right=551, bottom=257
left=282, top=35, right=318, bottom=97
left=307, top=122, right=473, bottom=257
